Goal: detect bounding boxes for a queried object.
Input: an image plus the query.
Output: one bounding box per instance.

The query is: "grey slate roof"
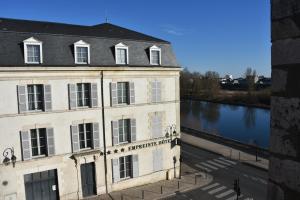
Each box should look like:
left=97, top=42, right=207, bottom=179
left=0, top=18, right=179, bottom=67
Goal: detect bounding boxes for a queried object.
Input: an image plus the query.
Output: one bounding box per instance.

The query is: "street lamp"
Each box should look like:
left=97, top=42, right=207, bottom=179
left=2, top=147, right=17, bottom=167
left=165, top=124, right=177, bottom=138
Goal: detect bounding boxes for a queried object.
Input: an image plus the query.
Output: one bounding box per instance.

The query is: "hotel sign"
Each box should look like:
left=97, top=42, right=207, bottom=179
left=128, top=139, right=172, bottom=151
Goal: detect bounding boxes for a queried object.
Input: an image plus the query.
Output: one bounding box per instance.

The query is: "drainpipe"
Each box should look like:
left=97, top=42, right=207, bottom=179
left=100, top=71, right=108, bottom=194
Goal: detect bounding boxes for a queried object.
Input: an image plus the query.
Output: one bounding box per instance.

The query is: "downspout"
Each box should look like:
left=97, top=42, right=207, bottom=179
left=100, top=70, right=108, bottom=194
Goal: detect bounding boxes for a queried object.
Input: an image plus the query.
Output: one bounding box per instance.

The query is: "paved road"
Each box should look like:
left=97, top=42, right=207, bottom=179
left=166, top=143, right=268, bottom=200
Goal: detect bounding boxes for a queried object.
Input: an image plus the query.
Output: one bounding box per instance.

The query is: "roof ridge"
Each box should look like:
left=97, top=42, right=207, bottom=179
left=0, top=17, right=169, bottom=43
left=0, top=17, right=93, bottom=28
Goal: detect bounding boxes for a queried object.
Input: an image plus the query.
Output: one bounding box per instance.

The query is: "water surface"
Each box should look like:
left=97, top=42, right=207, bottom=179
left=181, top=100, right=270, bottom=148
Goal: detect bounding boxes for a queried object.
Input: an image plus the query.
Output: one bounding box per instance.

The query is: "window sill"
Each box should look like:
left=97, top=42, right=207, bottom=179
left=119, top=176, right=132, bottom=182
left=74, top=106, right=91, bottom=109
left=26, top=109, right=44, bottom=113
left=72, top=148, right=101, bottom=157
left=75, top=63, right=89, bottom=65
left=31, top=155, right=46, bottom=159
left=112, top=103, right=130, bottom=107
left=25, top=62, right=41, bottom=65
left=118, top=141, right=129, bottom=145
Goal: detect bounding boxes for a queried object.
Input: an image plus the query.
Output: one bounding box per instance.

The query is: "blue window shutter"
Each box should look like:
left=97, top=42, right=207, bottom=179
left=130, top=119, right=136, bottom=142
left=68, top=84, right=76, bottom=109
left=129, top=82, right=135, bottom=104
left=43, top=85, right=52, bottom=111
left=151, top=81, right=156, bottom=103
left=90, top=83, right=98, bottom=107
left=93, top=123, right=100, bottom=149
left=46, top=127, right=55, bottom=156
left=17, top=85, right=27, bottom=113
left=132, top=154, right=139, bottom=178
left=112, top=121, right=119, bottom=146
left=156, top=81, right=162, bottom=102
left=71, top=125, right=79, bottom=152
left=153, top=149, right=163, bottom=172
left=110, top=82, right=117, bottom=106
left=20, top=130, right=31, bottom=160
left=112, top=158, right=120, bottom=183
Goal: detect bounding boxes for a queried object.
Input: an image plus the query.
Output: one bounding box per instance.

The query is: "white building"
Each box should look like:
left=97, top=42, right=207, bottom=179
left=0, top=18, right=181, bottom=200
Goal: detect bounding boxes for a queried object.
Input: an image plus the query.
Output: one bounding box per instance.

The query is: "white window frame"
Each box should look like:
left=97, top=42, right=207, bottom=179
left=152, top=113, right=162, bottom=138
left=119, top=155, right=132, bottom=179
left=117, top=82, right=129, bottom=104
left=74, top=40, right=90, bottom=64
left=76, top=83, right=91, bottom=107
left=30, top=128, right=47, bottom=157
left=118, top=119, right=130, bottom=143
left=78, top=123, right=93, bottom=150
left=115, top=43, right=129, bottom=65
left=151, top=80, right=161, bottom=103
left=23, top=37, right=43, bottom=64
left=27, top=84, right=44, bottom=111
left=150, top=45, right=161, bottom=65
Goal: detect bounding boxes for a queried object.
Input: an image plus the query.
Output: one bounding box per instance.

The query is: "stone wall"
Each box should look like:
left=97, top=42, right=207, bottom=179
left=268, top=0, right=300, bottom=199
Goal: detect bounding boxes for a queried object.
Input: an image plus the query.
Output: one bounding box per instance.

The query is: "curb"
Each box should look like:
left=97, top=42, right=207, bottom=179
left=154, top=173, right=213, bottom=200
left=181, top=140, right=269, bottom=171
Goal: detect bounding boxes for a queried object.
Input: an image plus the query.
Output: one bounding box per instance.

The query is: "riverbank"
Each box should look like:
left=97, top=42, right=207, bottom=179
left=182, top=89, right=270, bottom=109
left=180, top=130, right=269, bottom=171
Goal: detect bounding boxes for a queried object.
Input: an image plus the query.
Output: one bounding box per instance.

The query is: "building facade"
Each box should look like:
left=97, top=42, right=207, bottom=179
left=0, top=18, right=181, bottom=200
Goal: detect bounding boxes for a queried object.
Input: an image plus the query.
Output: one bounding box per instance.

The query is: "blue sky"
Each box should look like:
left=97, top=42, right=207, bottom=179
left=0, top=0, right=271, bottom=77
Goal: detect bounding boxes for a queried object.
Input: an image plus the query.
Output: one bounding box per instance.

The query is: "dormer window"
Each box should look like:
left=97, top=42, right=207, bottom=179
left=23, top=37, right=43, bottom=64
left=115, top=43, right=129, bottom=65
left=74, top=40, right=90, bottom=64
left=150, top=45, right=161, bottom=65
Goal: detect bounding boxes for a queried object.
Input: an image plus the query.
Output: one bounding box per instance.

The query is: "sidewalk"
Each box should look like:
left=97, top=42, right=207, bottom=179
left=181, top=132, right=269, bottom=171
left=88, top=163, right=212, bottom=200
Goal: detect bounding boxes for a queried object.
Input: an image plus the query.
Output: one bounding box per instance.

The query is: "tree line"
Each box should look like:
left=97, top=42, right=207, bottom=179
left=180, top=68, right=220, bottom=99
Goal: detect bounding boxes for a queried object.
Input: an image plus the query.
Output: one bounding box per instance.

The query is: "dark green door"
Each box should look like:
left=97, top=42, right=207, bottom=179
left=81, top=163, right=96, bottom=197
left=24, top=169, right=59, bottom=200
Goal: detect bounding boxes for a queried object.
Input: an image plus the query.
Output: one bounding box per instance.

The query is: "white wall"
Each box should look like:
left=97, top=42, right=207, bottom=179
left=0, top=67, right=181, bottom=200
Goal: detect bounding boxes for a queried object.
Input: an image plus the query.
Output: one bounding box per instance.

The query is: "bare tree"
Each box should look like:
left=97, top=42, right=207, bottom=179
left=244, top=67, right=257, bottom=95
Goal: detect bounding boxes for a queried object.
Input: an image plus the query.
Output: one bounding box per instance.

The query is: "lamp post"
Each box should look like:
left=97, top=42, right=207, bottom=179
left=3, top=147, right=17, bottom=167
left=179, top=155, right=183, bottom=179
left=173, top=156, right=177, bottom=178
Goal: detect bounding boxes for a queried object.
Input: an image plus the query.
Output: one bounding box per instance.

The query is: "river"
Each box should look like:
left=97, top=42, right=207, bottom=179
left=180, top=100, right=270, bottom=149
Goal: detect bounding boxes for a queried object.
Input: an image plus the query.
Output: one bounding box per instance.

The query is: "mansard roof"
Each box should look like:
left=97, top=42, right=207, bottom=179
left=0, top=18, right=179, bottom=67
left=0, top=18, right=169, bottom=43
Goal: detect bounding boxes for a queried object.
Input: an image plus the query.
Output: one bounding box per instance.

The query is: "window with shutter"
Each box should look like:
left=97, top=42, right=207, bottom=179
left=153, top=149, right=163, bottom=172
left=90, top=83, right=98, bottom=107
left=17, top=85, right=27, bottom=113
left=92, top=123, right=100, bottom=149
left=151, top=81, right=162, bottom=103
left=119, top=155, right=132, bottom=179
left=110, top=83, right=117, bottom=106
left=151, top=114, right=162, bottom=138
left=112, top=158, right=120, bottom=183
left=112, top=121, right=119, bottom=146
left=130, top=119, right=136, bottom=142
left=46, top=128, right=55, bottom=156
left=132, top=154, right=139, bottom=178
left=78, top=123, right=93, bottom=149
left=71, top=125, right=80, bottom=152
left=21, top=130, right=31, bottom=160
left=118, top=119, right=130, bottom=143
left=43, top=85, right=52, bottom=111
